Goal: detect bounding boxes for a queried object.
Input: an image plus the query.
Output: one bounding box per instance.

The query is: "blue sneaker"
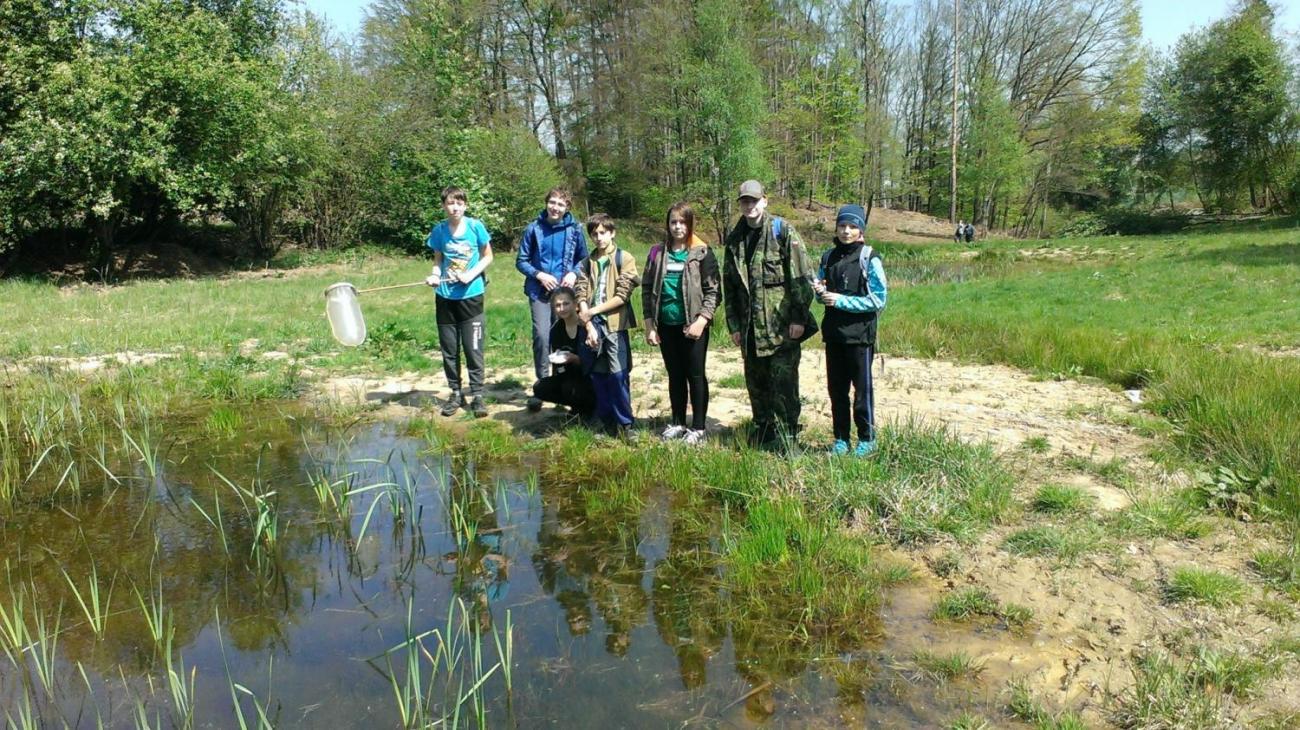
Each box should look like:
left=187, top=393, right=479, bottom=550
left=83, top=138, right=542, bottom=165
left=830, top=440, right=850, bottom=456
left=855, top=440, right=878, bottom=458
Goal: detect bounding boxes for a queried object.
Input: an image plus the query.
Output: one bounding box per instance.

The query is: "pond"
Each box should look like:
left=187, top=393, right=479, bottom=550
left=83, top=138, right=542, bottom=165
left=0, top=409, right=1016, bottom=727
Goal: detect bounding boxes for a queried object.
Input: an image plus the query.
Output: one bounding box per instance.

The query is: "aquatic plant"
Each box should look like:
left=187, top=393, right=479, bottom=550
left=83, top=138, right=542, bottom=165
left=60, top=560, right=114, bottom=638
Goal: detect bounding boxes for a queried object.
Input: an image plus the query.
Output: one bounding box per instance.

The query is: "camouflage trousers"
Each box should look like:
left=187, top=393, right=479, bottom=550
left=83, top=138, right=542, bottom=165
left=743, top=338, right=802, bottom=444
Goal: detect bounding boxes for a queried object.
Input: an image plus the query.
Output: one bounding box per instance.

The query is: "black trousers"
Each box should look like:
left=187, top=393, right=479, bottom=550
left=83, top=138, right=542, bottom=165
left=436, top=295, right=485, bottom=397
left=532, top=374, right=595, bottom=417
left=658, top=325, right=710, bottom=430
left=825, top=342, right=875, bottom=442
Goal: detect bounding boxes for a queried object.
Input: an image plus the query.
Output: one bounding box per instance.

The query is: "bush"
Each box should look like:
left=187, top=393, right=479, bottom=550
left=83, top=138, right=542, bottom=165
left=464, top=125, right=563, bottom=244
left=1058, top=209, right=1192, bottom=237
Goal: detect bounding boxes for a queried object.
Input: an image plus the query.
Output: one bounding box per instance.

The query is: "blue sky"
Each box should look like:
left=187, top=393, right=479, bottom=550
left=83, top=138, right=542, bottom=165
left=295, top=0, right=1297, bottom=52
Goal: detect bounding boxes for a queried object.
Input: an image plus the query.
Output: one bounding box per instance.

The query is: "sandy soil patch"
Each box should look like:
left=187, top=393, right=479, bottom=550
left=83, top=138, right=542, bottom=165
left=319, top=348, right=1147, bottom=462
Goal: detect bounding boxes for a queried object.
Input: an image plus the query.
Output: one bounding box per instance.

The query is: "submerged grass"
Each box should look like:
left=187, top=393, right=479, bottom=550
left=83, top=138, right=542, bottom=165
left=910, top=649, right=984, bottom=683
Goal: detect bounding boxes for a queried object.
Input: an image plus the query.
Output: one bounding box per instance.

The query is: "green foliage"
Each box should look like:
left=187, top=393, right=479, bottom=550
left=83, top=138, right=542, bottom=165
left=1057, top=209, right=1192, bottom=237
left=1170, top=1, right=1298, bottom=212
left=959, top=74, right=1028, bottom=222
left=0, top=0, right=317, bottom=268
left=1163, top=567, right=1247, bottom=607
left=684, top=0, right=769, bottom=230
left=1031, top=484, right=1095, bottom=515
left=463, top=126, right=563, bottom=241
left=1194, top=465, right=1273, bottom=520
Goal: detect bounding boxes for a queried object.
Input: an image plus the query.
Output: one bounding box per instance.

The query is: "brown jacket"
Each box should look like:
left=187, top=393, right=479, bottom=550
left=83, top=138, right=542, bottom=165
left=574, top=247, right=640, bottom=331
left=641, top=234, right=721, bottom=332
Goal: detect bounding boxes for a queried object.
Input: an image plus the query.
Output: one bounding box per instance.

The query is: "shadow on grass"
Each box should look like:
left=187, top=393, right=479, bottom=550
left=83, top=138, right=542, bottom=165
left=1186, top=242, right=1300, bottom=267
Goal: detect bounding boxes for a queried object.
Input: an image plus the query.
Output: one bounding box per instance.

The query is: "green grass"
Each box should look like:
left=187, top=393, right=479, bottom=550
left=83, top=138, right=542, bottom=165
left=932, top=587, right=1000, bottom=621
left=1114, top=652, right=1224, bottom=729
left=1250, top=545, right=1300, bottom=597
left=717, top=372, right=747, bottom=389
left=1020, top=435, right=1051, bottom=454
left=1007, top=679, right=1087, bottom=729
left=1030, top=484, right=1095, bottom=515
left=1163, top=567, right=1248, bottom=607
left=883, top=224, right=1300, bottom=521
left=947, top=712, right=991, bottom=729
left=804, top=421, right=1015, bottom=544
left=1113, top=643, right=1296, bottom=729
left=912, top=649, right=984, bottom=682
left=1003, top=524, right=1104, bottom=563
left=1109, top=493, right=1211, bottom=540
left=931, top=586, right=1033, bottom=629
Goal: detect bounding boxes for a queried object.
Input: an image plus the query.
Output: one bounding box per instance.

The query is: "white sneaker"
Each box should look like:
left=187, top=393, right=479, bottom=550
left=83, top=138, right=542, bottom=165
left=682, top=429, right=707, bottom=445
left=660, top=424, right=688, bottom=441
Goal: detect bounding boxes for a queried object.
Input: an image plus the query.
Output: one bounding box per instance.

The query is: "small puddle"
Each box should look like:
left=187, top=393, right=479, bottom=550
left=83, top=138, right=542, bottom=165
left=0, top=410, right=1036, bottom=726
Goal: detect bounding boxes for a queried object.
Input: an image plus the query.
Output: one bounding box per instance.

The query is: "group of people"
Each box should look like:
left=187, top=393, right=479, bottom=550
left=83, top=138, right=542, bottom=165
left=423, top=181, right=888, bottom=456
left=954, top=220, right=976, bottom=243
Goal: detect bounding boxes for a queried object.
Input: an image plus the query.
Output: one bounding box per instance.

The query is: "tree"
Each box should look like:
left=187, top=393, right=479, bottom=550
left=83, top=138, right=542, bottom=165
left=1172, top=0, right=1297, bottom=211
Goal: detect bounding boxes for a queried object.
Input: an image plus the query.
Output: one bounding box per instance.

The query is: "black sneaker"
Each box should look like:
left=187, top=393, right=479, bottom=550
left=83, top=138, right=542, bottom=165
left=526, top=396, right=543, bottom=412
left=470, top=397, right=488, bottom=418
left=440, top=394, right=465, bottom=417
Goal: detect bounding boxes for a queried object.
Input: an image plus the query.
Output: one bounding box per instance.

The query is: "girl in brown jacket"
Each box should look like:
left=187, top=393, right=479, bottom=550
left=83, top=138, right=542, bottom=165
left=642, top=202, right=721, bottom=444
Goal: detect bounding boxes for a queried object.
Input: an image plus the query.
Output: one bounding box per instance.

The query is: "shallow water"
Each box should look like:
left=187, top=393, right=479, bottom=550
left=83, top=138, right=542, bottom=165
left=0, top=413, right=1020, bottom=727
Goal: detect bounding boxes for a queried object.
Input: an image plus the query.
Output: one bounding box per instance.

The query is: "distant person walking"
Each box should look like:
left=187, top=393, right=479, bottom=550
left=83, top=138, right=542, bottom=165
left=517, top=188, right=589, bottom=411
left=954, top=220, right=965, bottom=243
left=722, top=180, right=817, bottom=449
left=964, top=222, right=975, bottom=243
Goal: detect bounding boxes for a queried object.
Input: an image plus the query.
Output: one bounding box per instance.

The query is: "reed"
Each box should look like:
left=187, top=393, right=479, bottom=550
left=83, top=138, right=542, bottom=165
left=60, top=560, right=114, bottom=638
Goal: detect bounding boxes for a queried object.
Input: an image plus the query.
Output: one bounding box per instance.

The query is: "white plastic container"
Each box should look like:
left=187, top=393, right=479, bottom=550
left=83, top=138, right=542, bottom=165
left=324, top=283, right=367, bottom=346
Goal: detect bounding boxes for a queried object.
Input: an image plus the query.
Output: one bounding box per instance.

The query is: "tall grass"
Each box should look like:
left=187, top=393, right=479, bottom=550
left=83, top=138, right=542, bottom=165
left=887, top=228, right=1300, bottom=521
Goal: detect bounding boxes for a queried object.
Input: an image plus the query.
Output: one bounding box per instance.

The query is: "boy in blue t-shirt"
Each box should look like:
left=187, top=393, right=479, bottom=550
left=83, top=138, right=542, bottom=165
left=425, top=186, right=493, bottom=417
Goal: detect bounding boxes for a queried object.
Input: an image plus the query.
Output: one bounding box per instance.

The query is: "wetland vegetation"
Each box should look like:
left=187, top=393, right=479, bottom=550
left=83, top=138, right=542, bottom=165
left=2, top=218, right=1298, bottom=726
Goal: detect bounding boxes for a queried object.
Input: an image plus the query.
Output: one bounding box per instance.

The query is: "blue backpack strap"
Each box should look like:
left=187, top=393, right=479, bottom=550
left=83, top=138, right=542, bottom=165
left=771, top=216, right=784, bottom=241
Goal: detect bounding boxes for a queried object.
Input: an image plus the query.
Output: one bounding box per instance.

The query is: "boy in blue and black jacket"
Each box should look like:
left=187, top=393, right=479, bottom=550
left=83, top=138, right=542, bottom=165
left=516, top=188, right=589, bottom=411
left=815, top=204, right=888, bottom=457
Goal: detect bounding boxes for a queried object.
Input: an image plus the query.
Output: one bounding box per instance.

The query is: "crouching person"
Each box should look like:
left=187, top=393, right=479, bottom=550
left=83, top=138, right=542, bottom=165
left=531, top=287, right=597, bottom=419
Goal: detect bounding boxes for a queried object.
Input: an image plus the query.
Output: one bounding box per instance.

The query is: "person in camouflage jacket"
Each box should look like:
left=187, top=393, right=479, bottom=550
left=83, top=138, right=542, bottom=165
left=722, top=180, right=817, bottom=447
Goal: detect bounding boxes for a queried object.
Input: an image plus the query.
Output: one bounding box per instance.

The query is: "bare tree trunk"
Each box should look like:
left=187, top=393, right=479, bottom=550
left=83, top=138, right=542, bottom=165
left=949, top=0, right=960, bottom=224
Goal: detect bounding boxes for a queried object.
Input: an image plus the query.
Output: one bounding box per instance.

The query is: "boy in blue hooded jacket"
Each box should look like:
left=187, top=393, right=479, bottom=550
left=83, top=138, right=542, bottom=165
left=516, top=187, right=589, bottom=411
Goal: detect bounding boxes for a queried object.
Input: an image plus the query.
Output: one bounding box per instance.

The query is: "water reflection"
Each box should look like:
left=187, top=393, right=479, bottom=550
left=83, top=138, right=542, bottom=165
left=0, top=409, right=1014, bottom=726
left=651, top=499, right=725, bottom=691
left=532, top=479, right=648, bottom=655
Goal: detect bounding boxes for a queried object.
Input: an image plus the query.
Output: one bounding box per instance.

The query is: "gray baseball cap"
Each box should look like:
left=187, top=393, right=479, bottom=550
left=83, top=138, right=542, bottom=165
left=737, top=180, right=765, bottom=200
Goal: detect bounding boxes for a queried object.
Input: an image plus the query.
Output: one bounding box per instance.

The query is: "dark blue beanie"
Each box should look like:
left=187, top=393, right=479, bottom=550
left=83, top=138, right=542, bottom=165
left=836, top=204, right=866, bottom=229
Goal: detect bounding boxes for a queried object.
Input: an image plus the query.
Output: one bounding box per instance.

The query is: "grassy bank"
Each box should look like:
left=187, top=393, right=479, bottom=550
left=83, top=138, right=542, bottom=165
left=879, top=222, right=1300, bottom=517
left=2, top=219, right=1298, bottom=516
